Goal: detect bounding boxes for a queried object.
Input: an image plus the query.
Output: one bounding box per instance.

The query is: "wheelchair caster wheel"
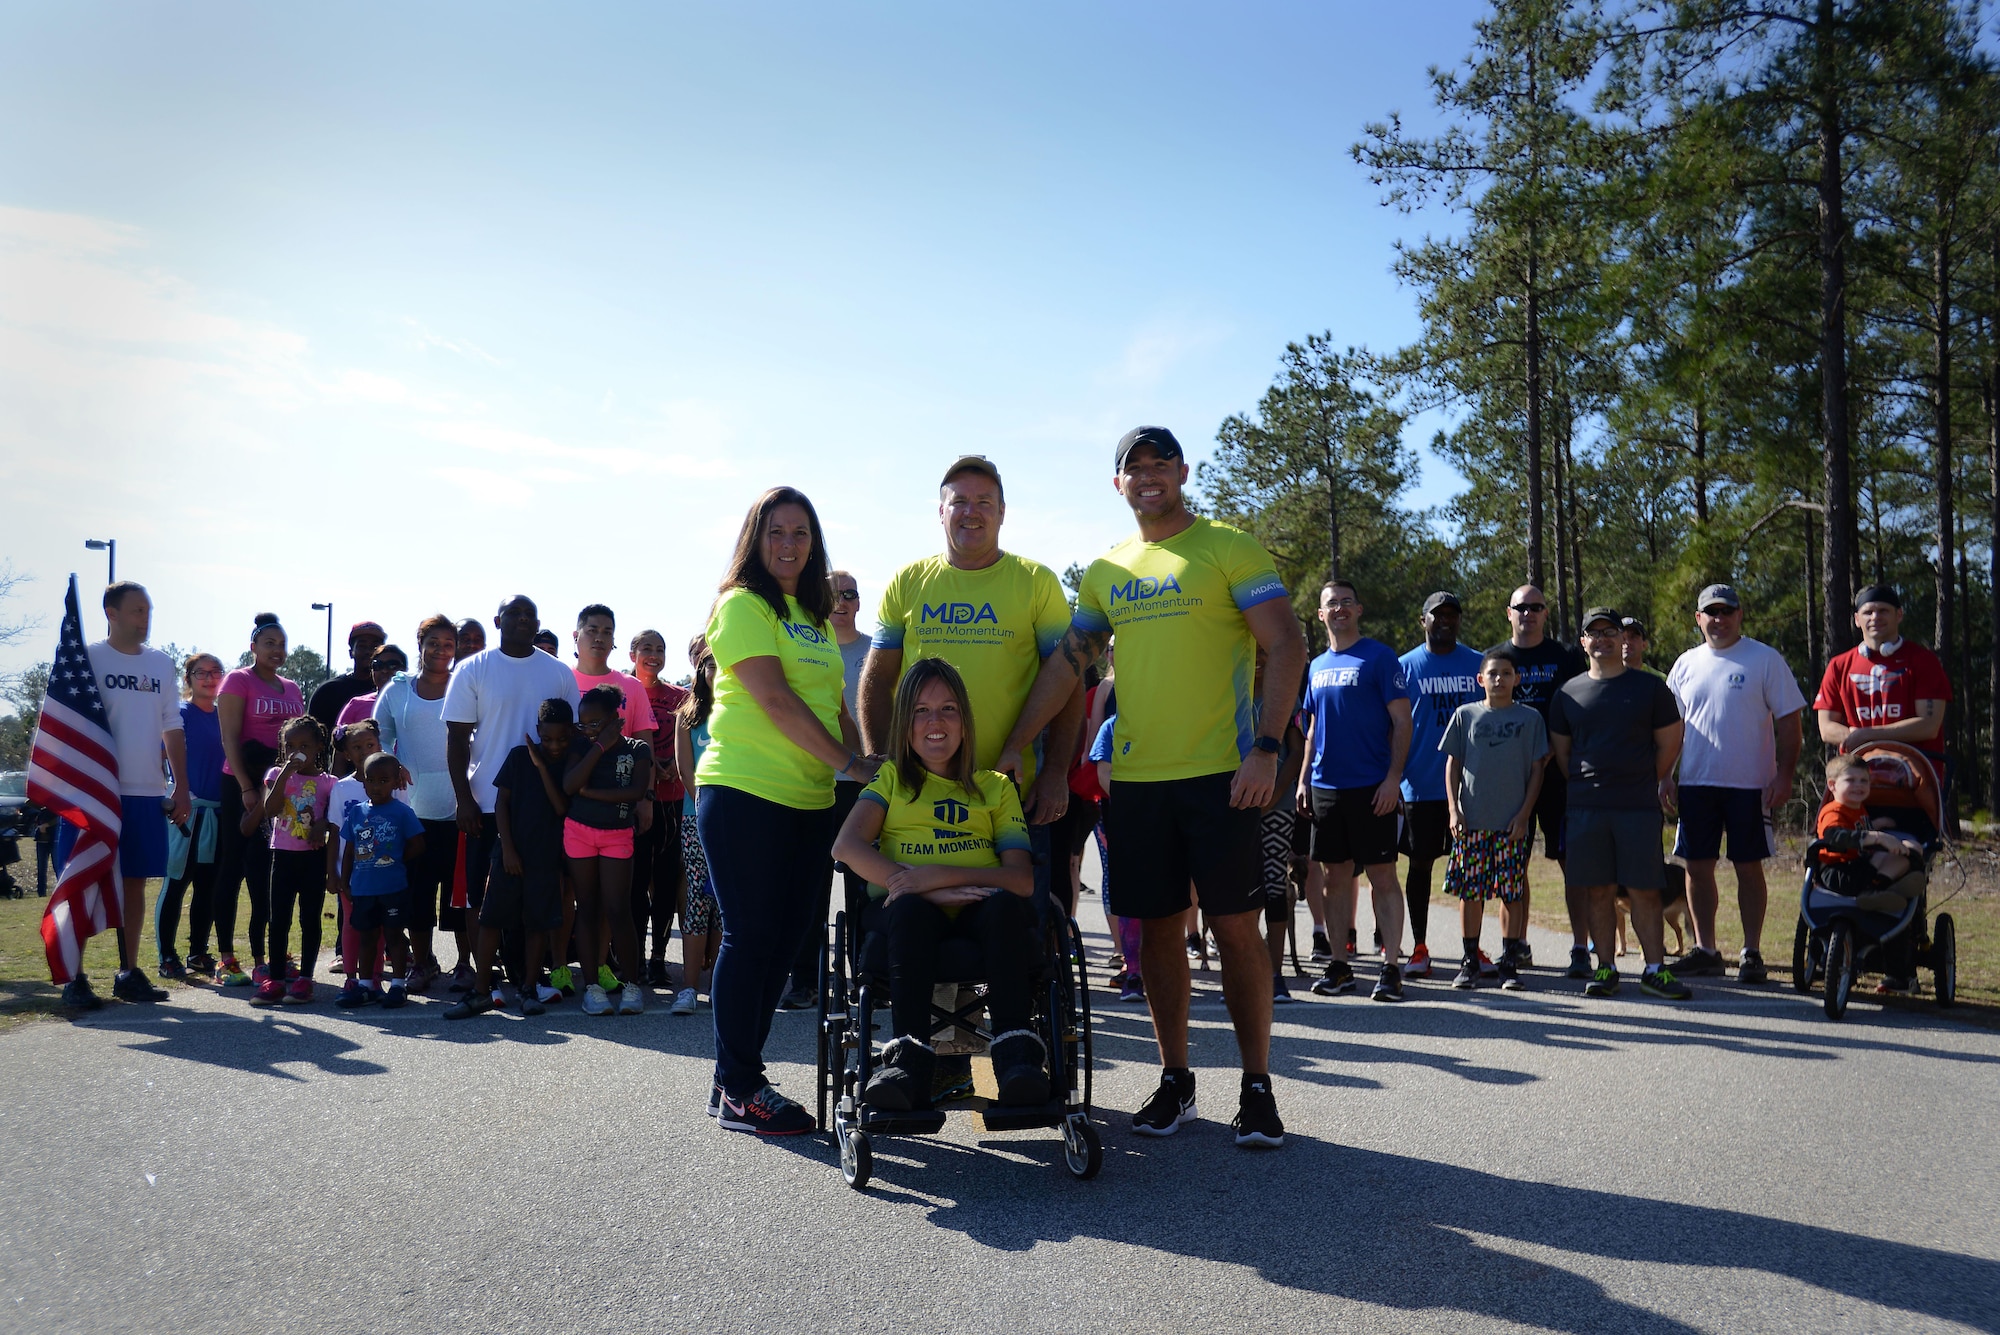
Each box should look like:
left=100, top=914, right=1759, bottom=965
left=841, top=1128, right=872, bottom=1190
left=1062, top=1116, right=1102, bottom=1181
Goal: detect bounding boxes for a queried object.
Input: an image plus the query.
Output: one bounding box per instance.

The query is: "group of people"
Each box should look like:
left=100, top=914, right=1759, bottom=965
left=48, top=423, right=1955, bottom=1152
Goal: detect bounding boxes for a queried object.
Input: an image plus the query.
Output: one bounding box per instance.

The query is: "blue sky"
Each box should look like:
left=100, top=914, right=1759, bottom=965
left=0, top=1, right=1485, bottom=679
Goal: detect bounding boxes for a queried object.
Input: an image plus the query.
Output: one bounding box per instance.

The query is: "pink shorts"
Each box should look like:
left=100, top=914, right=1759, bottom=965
left=563, top=819, right=634, bottom=860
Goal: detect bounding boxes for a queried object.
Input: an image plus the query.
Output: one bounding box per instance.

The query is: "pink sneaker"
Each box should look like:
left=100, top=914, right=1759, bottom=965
left=283, top=977, right=314, bottom=1005
left=249, top=978, right=285, bottom=1007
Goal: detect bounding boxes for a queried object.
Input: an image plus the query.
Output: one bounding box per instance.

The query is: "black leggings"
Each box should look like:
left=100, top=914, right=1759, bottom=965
left=268, top=848, right=328, bottom=977
left=156, top=840, right=219, bottom=962
left=871, top=891, right=1039, bottom=1044
left=631, top=799, right=682, bottom=962
left=213, top=741, right=276, bottom=961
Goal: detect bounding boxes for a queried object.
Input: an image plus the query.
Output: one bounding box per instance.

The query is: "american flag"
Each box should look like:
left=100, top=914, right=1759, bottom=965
left=27, top=576, right=123, bottom=984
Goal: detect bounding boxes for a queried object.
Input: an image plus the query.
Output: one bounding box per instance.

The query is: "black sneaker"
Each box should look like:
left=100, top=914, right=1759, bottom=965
left=1371, top=963, right=1404, bottom=1002
left=1132, top=1072, right=1197, bottom=1137
left=717, top=1084, right=816, bottom=1136
left=1452, top=957, right=1479, bottom=989
left=61, top=974, right=104, bottom=1011
left=1232, top=1076, right=1284, bottom=1148
left=1670, top=947, right=1726, bottom=977
left=777, top=983, right=817, bottom=1011
left=1498, top=958, right=1525, bottom=991
left=112, top=968, right=168, bottom=1003
left=1311, top=960, right=1356, bottom=996
left=707, top=1083, right=722, bottom=1118
left=1565, top=946, right=1593, bottom=980
left=443, top=993, right=495, bottom=1020
left=1641, top=967, right=1692, bottom=1000
left=1514, top=942, right=1534, bottom=968
left=1735, top=949, right=1769, bottom=985
left=1583, top=966, right=1620, bottom=998
left=1310, top=929, right=1333, bottom=963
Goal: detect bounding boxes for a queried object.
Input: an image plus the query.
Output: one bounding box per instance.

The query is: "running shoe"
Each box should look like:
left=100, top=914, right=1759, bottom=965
left=60, top=974, right=104, bottom=1011
left=447, top=963, right=475, bottom=994
left=250, top=962, right=272, bottom=988
left=1669, top=947, right=1726, bottom=977
left=646, top=959, right=672, bottom=987
left=1232, top=1076, right=1284, bottom=1149
left=778, top=983, right=816, bottom=1011
left=249, top=978, right=285, bottom=1007
left=488, top=987, right=508, bottom=1010
left=157, top=955, right=187, bottom=981
left=1641, top=968, right=1691, bottom=1000
left=335, top=979, right=373, bottom=1009
left=1311, top=960, right=1356, bottom=996
left=1452, top=957, right=1479, bottom=990
left=1736, top=949, right=1770, bottom=985
left=403, top=960, right=434, bottom=995
left=1404, top=944, right=1432, bottom=979
left=1566, top=946, right=1594, bottom=980
left=112, top=968, right=169, bottom=1003
left=582, top=983, right=614, bottom=1017
left=707, top=1083, right=722, bottom=1118
left=671, top=987, right=698, bottom=1015
left=283, top=956, right=299, bottom=981
left=443, top=993, right=494, bottom=1020
left=535, top=983, right=562, bottom=1005
left=1310, top=929, right=1333, bottom=963
left=283, top=977, right=313, bottom=1005
left=1186, top=932, right=1204, bottom=960
left=1583, top=966, right=1620, bottom=998
left=549, top=965, right=575, bottom=997
left=1132, top=1072, right=1197, bottom=1137
left=1371, top=963, right=1404, bottom=1003
left=1346, top=927, right=1358, bottom=957
left=618, top=982, right=645, bottom=1015
left=717, top=1085, right=815, bottom=1136
left=1875, top=976, right=1913, bottom=995
left=186, top=952, right=217, bottom=979
left=592, top=964, right=616, bottom=992
left=1479, top=949, right=1499, bottom=978
left=217, top=956, right=251, bottom=987
left=380, top=981, right=408, bottom=1010
left=1498, top=959, right=1525, bottom=991
left=1272, top=974, right=1295, bottom=1005
left=1512, top=942, right=1535, bottom=968
left=519, top=991, right=545, bottom=1016
left=325, top=955, right=347, bottom=975
left=1118, top=974, right=1145, bottom=1003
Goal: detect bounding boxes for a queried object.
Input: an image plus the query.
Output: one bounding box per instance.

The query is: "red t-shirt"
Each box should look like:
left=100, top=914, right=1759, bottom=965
left=1815, top=801, right=1866, bottom=863
left=1812, top=640, right=1952, bottom=758
left=643, top=680, right=691, bottom=801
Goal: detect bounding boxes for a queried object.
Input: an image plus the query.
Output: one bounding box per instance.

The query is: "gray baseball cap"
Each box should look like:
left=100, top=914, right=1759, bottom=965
left=1697, top=583, right=1741, bottom=611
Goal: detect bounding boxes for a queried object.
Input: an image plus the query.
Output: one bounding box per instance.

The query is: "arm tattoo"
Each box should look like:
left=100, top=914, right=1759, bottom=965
left=1058, top=625, right=1108, bottom=680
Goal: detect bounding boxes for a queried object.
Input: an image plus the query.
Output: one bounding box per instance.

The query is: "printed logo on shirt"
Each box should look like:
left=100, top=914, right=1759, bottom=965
left=783, top=620, right=831, bottom=646
left=100, top=673, right=163, bottom=693
left=921, top=602, right=1000, bottom=626
left=1726, top=672, right=1747, bottom=687
left=1313, top=667, right=1362, bottom=689
left=1239, top=574, right=1285, bottom=604
left=1108, top=574, right=1184, bottom=604
left=932, top=797, right=970, bottom=826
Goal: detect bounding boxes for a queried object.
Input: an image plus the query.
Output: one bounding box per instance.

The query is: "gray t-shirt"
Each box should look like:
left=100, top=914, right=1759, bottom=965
left=1548, top=670, right=1682, bottom=810
left=1440, top=702, right=1549, bottom=832
left=839, top=636, right=869, bottom=712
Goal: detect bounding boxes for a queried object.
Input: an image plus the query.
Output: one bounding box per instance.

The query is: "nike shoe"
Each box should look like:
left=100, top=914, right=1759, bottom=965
left=1272, top=975, right=1295, bottom=1005
left=1403, top=944, right=1432, bottom=979
left=1132, top=1072, right=1197, bottom=1137
left=1371, top=963, right=1404, bottom=1003
left=717, top=1085, right=815, bottom=1136
left=1452, top=957, right=1479, bottom=990
left=1310, top=929, right=1333, bottom=963
left=1232, top=1075, right=1284, bottom=1149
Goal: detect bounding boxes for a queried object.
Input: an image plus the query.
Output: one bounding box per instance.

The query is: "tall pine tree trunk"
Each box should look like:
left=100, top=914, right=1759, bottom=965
left=1933, top=234, right=1955, bottom=736
left=1816, top=3, right=1857, bottom=654
left=1526, top=258, right=1545, bottom=589
left=1986, top=274, right=2000, bottom=818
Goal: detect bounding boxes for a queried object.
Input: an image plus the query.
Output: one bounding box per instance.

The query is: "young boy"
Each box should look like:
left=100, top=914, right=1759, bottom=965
left=447, top=698, right=573, bottom=1019
left=334, top=753, right=426, bottom=1008
left=327, top=720, right=400, bottom=986
left=1440, top=648, right=1549, bottom=991
left=1817, top=756, right=1925, bottom=903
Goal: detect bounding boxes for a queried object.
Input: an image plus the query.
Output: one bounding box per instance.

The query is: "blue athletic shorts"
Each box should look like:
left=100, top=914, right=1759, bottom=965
left=54, top=795, right=169, bottom=879
left=1672, top=786, right=1773, bottom=864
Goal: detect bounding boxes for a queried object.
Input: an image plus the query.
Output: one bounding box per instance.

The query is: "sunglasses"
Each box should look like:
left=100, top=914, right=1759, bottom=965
left=834, top=590, right=860, bottom=602
left=1511, top=602, right=1547, bottom=614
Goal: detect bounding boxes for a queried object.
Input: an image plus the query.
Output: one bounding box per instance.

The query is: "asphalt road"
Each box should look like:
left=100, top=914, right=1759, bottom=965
left=2, top=898, right=1997, bottom=1335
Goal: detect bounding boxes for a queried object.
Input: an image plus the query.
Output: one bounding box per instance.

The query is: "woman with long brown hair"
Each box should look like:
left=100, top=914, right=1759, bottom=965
left=214, top=613, right=305, bottom=986
left=698, top=486, right=875, bottom=1137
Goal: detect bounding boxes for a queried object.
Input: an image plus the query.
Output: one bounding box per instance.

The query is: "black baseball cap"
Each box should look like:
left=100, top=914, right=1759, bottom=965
left=1620, top=616, right=1648, bottom=639
left=1422, top=591, right=1462, bottom=615
left=1855, top=583, right=1902, bottom=611
left=1581, top=606, right=1622, bottom=632
left=1115, top=426, right=1184, bottom=471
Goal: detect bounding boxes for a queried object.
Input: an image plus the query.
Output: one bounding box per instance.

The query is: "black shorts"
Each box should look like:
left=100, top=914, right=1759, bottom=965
left=348, top=890, right=411, bottom=933
left=479, top=861, right=564, bottom=933
left=1050, top=794, right=1100, bottom=859
left=406, top=818, right=460, bottom=931
left=1104, top=773, right=1261, bottom=920
left=1671, top=786, right=1775, bottom=864
left=1535, top=766, right=1567, bottom=861
left=1399, top=799, right=1452, bottom=863
left=1308, top=786, right=1401, bottom=868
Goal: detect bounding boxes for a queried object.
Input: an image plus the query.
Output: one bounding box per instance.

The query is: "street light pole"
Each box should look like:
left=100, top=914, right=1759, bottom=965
left=311, top=602, right=333, bottom=678
left=83, top=538, right=115, bottom=584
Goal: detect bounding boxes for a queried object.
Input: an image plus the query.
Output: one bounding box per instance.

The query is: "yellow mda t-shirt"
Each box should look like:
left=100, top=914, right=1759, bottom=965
left=697, top=588, right=846, bottom=810
left=856, top=767, right=1030, bottom=900
left=1072, top=517, right=1287, bottom=783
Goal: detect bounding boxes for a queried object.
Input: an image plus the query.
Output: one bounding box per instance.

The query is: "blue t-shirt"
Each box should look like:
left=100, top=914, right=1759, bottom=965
left=1302, top=638, right=1413, bottom=790
left=1088, top=715, right=1117, bottom=764
left=178, top=701, right=225, bottom=803
left=1398, top=643, right=1485, bottom=803
left=340, top=798, right=426, bottom=896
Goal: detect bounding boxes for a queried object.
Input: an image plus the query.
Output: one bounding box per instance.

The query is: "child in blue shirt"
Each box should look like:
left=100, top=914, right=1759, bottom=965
left=333, top=752, right=427, bottom=1009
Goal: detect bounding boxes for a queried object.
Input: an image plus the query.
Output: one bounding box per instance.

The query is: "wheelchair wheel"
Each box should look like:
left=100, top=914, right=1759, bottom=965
left=840, top=1127, right=872, bottom=1190
left=1070, top=917, right=1094, bottom=1110
left=1823, top=921, right=1855, bottom=1021
left=1062, top=1115, right=1102, bottom=1181
left=816, top=927, right=833, bottom=1132
left=1934, top=914, right=1956, bottom=1008
left=1791, top=919, right=1812, bottom=993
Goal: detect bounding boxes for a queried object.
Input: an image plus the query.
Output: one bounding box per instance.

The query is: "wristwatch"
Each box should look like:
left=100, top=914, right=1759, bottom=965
left=1252, top=736, right=1282, bottom=756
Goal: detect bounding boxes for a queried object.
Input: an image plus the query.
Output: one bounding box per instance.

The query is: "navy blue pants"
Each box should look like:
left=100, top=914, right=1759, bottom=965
left=698, top=784, right=836, bottom=1100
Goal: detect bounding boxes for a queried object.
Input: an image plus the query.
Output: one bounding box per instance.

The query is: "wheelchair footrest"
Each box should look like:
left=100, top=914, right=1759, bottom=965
left=856, top=1108, right=949, bottom=1136
left=979, top=1101, right=1074, bottom=1132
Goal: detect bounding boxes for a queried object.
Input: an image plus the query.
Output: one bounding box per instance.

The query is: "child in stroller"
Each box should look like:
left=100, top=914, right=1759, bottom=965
left=1816, top=754, right=1926, bottom=913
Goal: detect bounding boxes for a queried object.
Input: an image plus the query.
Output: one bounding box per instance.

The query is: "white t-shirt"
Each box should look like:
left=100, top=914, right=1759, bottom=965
left=1667, top=637, right=1808, bottom=790
left=373, top=675, right=455, bottom=822
left=85, top=641, right=182, bottom=797
left=440, top=647, right=582, bottom=812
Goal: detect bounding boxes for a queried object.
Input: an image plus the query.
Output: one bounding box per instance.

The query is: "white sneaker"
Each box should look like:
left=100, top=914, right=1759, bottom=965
left=618, top=981, right=645, bottom=1015
left=582, top=983, right=613, bottom=1016
left=536, top=983, right=561, bottom=1004
left=671, top=987, right=698, bottom=1015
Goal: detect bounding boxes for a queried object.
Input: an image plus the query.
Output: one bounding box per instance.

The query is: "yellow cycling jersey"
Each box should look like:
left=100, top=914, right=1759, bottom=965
left=697, top=588, right=845, bottom=810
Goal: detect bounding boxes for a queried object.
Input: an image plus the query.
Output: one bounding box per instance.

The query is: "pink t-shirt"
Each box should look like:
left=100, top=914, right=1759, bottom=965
left=573, top=667, right=658, bottom=740
left=337, top=693, right=378, bottom=727
left=264, top=767, right=336, bottom=852
left=219, top=669, right=304, bottom=773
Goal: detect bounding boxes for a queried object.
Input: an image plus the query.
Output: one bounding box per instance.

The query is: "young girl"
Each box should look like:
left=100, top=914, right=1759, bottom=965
left=672, top=636, right=722, bottom=1016
left=630, top=628, right=690, bottom=986
left=253, top=715, right=336, bottom=1006
left=832, top=658, right=1046, bottom=1112
left=564, top=684, right=654, bottom=1017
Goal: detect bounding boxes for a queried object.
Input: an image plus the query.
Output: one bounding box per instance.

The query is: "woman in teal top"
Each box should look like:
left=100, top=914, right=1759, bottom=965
left=699, top=486, right=877, bottom=1138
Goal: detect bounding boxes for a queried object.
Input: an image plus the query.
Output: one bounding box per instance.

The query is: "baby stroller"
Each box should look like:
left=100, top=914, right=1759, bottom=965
left=1793, top=742, right=1956, bottom=1020
left=816, top=872, right=1101, bottom=1190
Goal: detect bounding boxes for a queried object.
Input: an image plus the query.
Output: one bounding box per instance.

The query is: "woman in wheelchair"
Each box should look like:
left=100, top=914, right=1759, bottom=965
left=832, top=658, right=1048, bottom=1113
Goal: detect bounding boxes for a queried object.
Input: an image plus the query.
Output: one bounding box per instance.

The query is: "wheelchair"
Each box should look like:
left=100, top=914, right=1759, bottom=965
left=815, top=873, right=1102, bottom=1190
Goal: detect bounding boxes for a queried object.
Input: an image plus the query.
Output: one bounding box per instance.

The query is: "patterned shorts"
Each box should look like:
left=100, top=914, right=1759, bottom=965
left=680, top=809, right=719, bottom=936
left=1442, top=828, right=1531, bottom=903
